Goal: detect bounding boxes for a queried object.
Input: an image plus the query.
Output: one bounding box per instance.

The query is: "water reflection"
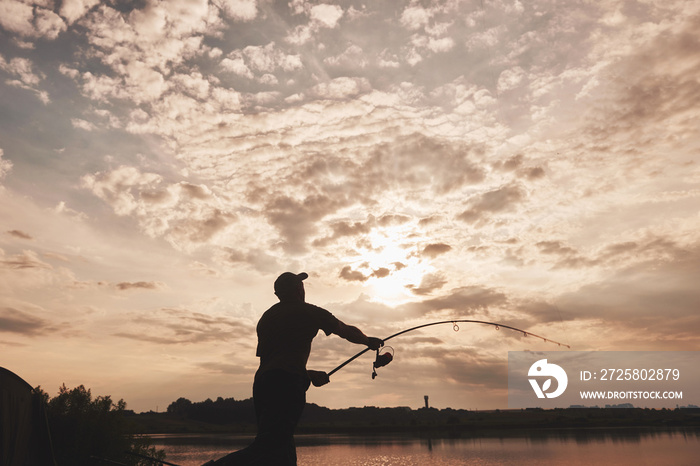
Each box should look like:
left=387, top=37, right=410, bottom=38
left=152, top=428, right=700, bottom=466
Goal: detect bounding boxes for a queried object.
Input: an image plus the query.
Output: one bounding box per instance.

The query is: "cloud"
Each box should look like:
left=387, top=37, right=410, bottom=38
left=339, top=265, right=367, bottom=282
left=0, top=0, right=66, bottom=39
left=532, top=236, right=689, bottom=271
left=71, top=49, right=501, bottom=265
left=115, top=307, right=254, bottom=345
left=80, top=62, right=168, bottom=104
left=420, top=243, right=452, bottom=259
left=550, top=242, right=700, bottom=345
left=284, top=3, right=345, bottom=45
left=69, top=0, right=225, bottom=109
left=372, top=267, right=391, bottom=279
left=570, top=11, right=700, bottom=163
left=81, top=166, right=163, bottom=216
left=525, top=166, right=545, bottom=179
left=198, top=361, right=250, bottom=375
left=457, top=184, right=524, bottom=224
left=322, top=293, right=399, bottom=325
left=338, top=261, right=410, bottom=284
left=310, top=4, right=343, bottom=29
left=0, top=249, right=66, bottom=296
left=0, top=148, right=12, bottom=179
left=82, top=167, right=236, bottom=251
left=535, top=240, right=593, bottom=269
left=493, top=152, right=546, bottom=181
left=378, top=214, right=411, bottom=227
left=406, top=286, right=509, bottom=317
left=264, top=193, right=351, bottom=254
left=313, top=215, right=396, bottom=248
left=0, top=56, right=49, bottom=102
left=426, top=36, right=454, bottom=54
left=0, top=307, right=51, bottom=336
left=0, top=249, right=51, bottom=270
left=329, top=219, right=374, bottom=238
left=400, top=6, right=430, bottom=31
left=6, top=230, right=32, bottom=240
left=214, top=0, right=258, bottom=22
left=34, top=5, right=68, bottom=39
left=406, top=272, right=447, bottom=295
left=311, top=77, right=371, bottom=100
left=437, top=352, right=507, bottom=389
left=220, top=57, right=254, bottom=78
left=287, top=0, right=306, bottom=16
left=398, top=2, right=456, bottom=61
left=221, top=247, right=280, bottom=274
left=392, top=262, right=407, bottom=271
left=0, top=1, right=35, bottom=37
left=497, top=67, right=527, bottom=93
left=71, top=118, right=97, bottom=131
left=219, top=133, right=491, bottom=255
left=0, top=56, right=41, bottom=85
left=60, top=0, right=100, bottom=25
left=324, top=44, right=368, bottom=69
left=223, top=42, right=303, bottom=80
left=115, top=281, right=164, bottom=291
left=352, top=133, right=487, bottom=199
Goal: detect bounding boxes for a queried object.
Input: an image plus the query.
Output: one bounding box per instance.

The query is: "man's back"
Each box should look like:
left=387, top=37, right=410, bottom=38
left=256, top=301, right=338, bottom=378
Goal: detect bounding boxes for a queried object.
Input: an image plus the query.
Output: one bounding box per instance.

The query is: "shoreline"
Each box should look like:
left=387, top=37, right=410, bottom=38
left=128, top=406, right=700, bottom=436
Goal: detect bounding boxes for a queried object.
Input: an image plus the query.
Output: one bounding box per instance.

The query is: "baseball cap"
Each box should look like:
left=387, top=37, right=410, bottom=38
left=273, top=272, right=308, bottom=295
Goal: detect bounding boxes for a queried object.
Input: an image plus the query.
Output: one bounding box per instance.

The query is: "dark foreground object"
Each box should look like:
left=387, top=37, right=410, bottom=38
left=0, top=367, right=57, bottom=466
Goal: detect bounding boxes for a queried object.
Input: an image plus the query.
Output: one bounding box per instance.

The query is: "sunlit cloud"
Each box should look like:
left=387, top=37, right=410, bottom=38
left=0, top=149, right=11, bottom=179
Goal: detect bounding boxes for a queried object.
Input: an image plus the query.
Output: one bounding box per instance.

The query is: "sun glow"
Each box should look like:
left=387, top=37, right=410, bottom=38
left=346, top=229, right=434, bottom=306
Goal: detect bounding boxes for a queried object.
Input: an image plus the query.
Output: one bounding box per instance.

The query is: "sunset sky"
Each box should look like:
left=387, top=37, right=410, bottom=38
left=1, top=0, right=699, bottom=413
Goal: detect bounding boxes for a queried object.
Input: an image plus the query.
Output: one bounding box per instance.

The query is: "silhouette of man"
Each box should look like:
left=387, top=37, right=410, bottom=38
left=205, top=272, right=383, bottom=466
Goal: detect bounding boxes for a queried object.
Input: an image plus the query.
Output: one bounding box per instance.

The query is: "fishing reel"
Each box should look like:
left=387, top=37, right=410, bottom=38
left=371, top=346, right=394, bottom=379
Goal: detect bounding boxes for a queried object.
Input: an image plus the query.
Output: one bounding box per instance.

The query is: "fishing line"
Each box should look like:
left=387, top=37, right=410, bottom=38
left=328, top=319, right=570, bottom=378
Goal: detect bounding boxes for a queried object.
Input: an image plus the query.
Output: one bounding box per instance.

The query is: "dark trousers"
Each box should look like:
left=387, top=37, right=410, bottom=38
left=212, top=370, right=309, bottom=466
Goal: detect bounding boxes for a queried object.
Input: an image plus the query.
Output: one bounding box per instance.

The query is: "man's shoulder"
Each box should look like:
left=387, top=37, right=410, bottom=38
left=299, top=302, right=337, bottom=322
left=303, top=302, right=329, bottom=313
left=303, top=303, right=339, bottom=335
left=262, top=301, right=337, bottom=322
left=304, top=302, right=339, bottom=318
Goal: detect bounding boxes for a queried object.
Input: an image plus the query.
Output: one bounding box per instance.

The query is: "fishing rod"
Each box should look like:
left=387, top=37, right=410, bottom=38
left=328, top=319, right=570, bottom=378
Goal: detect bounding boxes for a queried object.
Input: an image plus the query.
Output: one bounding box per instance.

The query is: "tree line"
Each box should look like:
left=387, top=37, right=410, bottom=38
left=148, top=395, right=700, bottom=434
left=36, top=384, right=164, bottom=465
left=165, top=395, right=257, bottom=425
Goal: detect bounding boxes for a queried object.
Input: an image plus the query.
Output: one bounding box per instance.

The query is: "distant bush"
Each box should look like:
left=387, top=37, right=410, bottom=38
left=37, top=384, right=165, bottom=466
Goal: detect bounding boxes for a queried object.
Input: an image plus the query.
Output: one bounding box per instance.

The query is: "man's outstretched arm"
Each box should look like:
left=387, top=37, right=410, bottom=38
left=308, top=321, right=383, bottom=388
left=333, top=321, right=383, bottom=350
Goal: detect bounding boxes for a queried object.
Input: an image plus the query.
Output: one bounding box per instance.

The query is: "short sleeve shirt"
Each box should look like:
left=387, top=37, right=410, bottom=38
left=255, top=301, right=339, bottom=378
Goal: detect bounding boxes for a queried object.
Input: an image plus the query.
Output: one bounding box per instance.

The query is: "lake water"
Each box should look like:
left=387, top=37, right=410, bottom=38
left=150, top=429, right=700, bottom=465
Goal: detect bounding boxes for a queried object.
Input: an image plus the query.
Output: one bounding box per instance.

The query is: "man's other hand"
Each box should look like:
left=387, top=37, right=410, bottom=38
left=308, top=370, right=330, bottom=387
left=367, top=337, right=384, bottom=351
